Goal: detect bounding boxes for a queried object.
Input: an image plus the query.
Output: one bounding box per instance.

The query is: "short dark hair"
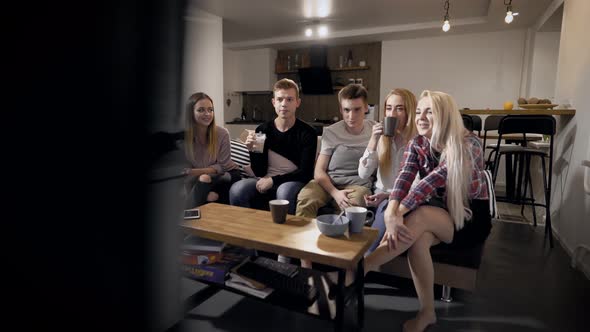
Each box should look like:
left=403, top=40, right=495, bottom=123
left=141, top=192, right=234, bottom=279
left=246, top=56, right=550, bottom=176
left=338, top=84, right=368, bottom=105
left=273, top=78, right=300, bottom=99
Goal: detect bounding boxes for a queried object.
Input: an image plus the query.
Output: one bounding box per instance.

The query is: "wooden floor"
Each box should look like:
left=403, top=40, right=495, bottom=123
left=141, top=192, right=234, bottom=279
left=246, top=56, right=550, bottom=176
left=175, top=218, right=590, bottom=332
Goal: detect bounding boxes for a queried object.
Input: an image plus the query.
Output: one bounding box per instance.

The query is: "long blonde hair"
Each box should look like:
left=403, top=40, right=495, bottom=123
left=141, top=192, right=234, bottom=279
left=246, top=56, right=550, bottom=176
left=420, top=90, right=472, bottom=230
left=378, top=88, right=417, bottom=180
left=184, top=92, right=217, bottom=163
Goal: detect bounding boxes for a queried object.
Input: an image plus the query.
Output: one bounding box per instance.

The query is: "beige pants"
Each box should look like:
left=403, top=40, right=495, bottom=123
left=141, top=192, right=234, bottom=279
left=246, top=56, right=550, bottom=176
left=295, top=180, right=371, bottom=218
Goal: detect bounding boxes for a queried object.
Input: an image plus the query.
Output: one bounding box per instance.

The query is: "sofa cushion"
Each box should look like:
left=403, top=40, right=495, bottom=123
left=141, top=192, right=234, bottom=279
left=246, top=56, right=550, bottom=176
left=429, top=242, right=485, bottom=269
left=230, top=139, right=254, bottom=178
left=396, top=242, right=485, bottom=270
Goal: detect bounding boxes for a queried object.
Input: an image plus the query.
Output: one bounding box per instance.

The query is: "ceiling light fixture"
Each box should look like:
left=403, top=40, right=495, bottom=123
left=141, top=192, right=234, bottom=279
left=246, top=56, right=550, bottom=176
left=317, top=25, right=328, bottom=37
left=504, top=0, right=519, bottom=24
left=303, top=0, right=332, bottom=18
left=442, top=0, right=451, bottom=32
left=304, top=21, right=329, bottom=38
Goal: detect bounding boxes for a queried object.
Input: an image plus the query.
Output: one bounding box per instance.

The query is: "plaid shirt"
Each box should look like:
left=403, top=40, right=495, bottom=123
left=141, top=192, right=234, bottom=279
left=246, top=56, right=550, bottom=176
left=389, top=132, right=489, bottom=211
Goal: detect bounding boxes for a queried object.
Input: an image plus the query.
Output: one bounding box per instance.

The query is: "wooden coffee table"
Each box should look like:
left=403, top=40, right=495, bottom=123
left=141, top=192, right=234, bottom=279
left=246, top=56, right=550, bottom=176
left=180, top=203, right=378, bottom=332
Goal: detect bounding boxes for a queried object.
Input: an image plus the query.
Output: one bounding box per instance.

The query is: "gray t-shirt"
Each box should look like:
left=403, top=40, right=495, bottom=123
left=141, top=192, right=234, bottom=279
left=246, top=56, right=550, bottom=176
left=320, top=119, right=376, bottom=188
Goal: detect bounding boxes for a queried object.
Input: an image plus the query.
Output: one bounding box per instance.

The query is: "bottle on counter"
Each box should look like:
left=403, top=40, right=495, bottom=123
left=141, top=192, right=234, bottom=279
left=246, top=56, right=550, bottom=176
left=287, top=55, right=292, bottom=71
left=252, top=105, right=259, bottom=121
left=346, top=50, right=353, bottom=67
left=241, top=107, right=247, bottom=121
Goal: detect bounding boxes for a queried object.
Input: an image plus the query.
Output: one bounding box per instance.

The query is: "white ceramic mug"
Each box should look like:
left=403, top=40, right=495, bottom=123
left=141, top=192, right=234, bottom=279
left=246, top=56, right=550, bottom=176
left=345, top=207, right=374, bottom=233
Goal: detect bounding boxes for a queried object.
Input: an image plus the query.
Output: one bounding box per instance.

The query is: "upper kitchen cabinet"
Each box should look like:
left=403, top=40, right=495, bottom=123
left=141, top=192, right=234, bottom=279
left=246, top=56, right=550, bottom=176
left=225, top=48, right=277, bottom=92
left=274, top=42, right=382, bottom=122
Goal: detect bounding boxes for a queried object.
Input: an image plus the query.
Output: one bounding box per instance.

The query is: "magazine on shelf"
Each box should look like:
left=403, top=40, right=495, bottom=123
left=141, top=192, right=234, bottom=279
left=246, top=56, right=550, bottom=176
left=182, top=234, right=225, bottom=252
left=180, top=250, right=223, bottom=265
left=181, top=245, right=254, bottom=284
left=225, top=273, right=273, bottom=299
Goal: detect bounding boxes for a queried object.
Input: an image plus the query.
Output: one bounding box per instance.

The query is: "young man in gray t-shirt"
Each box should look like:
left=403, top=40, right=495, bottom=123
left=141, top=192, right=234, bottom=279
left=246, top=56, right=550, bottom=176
left=296, top=84, right=376, bottom=218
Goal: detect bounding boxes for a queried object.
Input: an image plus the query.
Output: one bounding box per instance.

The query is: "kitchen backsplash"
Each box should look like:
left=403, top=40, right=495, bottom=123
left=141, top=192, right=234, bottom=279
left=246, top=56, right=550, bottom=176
left=241, top=93, right=274, bottom=122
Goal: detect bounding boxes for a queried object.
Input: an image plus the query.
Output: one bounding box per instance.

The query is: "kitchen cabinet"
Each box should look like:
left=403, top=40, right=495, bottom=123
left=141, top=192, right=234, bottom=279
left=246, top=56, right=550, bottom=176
left=275, top=42, right=381, bottom=122
left=232, top=48, right=277, bottom=92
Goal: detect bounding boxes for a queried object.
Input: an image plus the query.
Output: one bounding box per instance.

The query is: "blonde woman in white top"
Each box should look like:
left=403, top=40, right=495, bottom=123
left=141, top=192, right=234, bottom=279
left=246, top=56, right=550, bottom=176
left=358, top=88, right=417, bottom=252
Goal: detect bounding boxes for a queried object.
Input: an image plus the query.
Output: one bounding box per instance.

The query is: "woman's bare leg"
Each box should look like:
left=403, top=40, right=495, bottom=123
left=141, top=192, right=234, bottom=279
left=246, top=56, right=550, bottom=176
left=364, top=205, right=454, bottom=273
left=403, top=231, right=439, bottom=332
left=330, top=206, right=453, bottom=286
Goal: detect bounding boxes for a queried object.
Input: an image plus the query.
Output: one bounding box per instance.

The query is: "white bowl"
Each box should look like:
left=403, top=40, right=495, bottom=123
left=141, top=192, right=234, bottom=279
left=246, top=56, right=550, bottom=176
left=315, top=214, right=350, bottom=237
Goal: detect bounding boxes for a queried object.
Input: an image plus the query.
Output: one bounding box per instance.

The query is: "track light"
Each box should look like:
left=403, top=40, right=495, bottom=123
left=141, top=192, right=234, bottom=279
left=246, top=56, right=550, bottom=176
left=442, top=20, right=450, bottom=32
left=317, top=25, right=328, bottom=37
left=505, top=10, right=513, bottom=23
left=304, top=22, right=329, bottom=38
left=442, top=0, right=450, bottom=32
left=504, top=0, right=518, bottom=24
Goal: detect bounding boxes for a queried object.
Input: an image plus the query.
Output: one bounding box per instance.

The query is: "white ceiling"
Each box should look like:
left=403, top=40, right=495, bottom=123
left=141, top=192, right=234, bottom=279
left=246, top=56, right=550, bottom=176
left=189, top=0, right=562, bottom=49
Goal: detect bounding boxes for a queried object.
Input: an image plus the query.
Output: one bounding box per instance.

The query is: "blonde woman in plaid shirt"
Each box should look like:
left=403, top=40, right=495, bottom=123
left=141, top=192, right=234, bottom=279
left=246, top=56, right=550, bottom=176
left=362, top=91, right=491, bottom=332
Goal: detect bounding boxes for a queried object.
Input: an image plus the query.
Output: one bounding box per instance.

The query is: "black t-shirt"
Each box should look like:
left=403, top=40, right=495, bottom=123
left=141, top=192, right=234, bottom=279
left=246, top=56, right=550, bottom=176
left=250, top=118, right=317, bottom=186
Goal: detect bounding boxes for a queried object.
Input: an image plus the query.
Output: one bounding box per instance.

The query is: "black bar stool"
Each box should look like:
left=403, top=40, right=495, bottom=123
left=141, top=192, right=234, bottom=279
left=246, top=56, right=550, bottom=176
left=482, top=115, right=507, bottom=170
left=461, top=114, right=482, bottom=136
left=491, top=115, right=556, bottom=248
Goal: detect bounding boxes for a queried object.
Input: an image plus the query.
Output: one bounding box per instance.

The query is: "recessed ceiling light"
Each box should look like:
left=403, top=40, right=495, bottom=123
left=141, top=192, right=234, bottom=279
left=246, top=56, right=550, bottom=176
left=318, top=25, right=328, bottom=37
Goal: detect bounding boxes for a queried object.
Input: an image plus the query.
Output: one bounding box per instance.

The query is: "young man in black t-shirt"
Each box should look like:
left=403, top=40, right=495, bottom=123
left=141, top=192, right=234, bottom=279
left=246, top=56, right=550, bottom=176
left=229, top=79, right=317, bottom=216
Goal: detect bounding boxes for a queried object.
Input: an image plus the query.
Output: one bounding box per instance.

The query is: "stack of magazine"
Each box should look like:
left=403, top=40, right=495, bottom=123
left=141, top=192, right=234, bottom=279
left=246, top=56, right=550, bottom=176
left=226, top=261, right=274, bottom=299
left=181, top=235, right=250, bottom=285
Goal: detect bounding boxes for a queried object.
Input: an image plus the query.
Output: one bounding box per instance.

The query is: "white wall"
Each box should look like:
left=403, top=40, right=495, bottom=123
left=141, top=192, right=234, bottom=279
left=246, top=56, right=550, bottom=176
left=223, top=49, right=243, bottom=122
left=552, top=0, right=590, bottom=277
left=380, top=30, right=526, bottom=109
left=223, top=48, right=278, bottom=125
left=183, top=7, right=224, bottom=127
left=529, top=32, right=561, bottom=100
left=232, top=48, right=277, bottom=92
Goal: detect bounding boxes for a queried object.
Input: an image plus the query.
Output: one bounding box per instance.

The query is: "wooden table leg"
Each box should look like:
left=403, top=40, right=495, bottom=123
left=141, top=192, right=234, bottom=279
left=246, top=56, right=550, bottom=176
left=356, top=258, right=365, bottom=328
left=334, top=269, right=345, bottom=332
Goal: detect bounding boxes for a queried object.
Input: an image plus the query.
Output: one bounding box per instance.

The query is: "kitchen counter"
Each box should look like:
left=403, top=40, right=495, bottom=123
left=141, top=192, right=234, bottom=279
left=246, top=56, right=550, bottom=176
left=460, top=109, right=575, bottom=116
left=226, top=120, right=265, bottom=125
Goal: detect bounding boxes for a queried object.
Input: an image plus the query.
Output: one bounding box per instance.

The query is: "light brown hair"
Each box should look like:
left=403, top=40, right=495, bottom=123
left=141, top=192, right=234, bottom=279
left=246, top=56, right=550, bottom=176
left=378, top=88, right=417, bottom=180
left=273, top=78, right=300, bottom=99
left=184, top=92, right=217, bottom=163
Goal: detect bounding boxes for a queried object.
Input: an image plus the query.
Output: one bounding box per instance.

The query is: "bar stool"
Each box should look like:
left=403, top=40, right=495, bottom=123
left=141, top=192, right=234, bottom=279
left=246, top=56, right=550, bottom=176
left=482, top=115, right=509, bottom=170
left=491, top=115, right=556, bottom=248
left=461, top=114, right=482, bottom=136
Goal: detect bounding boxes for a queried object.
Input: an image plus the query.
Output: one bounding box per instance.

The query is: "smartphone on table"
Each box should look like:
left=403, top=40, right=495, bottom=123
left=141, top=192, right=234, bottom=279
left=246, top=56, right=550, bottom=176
left=184, top=208, right=201, bottom=220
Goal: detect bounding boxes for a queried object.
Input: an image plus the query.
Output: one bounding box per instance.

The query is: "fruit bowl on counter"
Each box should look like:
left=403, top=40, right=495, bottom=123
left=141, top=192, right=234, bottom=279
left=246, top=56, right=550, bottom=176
left=517, top=97, right=557, bottom=110
left=519, top=104, right=558, bottom=110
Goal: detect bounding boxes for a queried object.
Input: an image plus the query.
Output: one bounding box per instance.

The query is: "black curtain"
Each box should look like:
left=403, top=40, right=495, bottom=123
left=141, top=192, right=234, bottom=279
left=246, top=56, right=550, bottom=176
left=6, top=0, right=187, bottom=330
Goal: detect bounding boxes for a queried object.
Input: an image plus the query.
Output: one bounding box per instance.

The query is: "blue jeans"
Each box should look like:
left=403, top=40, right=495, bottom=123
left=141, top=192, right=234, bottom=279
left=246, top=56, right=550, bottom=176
left=229, top=178, right=305, bottom=215
left=367, top=199, right=389, bottom=253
